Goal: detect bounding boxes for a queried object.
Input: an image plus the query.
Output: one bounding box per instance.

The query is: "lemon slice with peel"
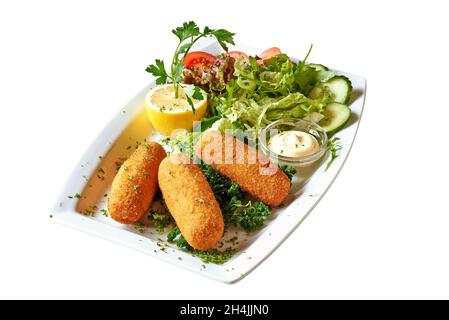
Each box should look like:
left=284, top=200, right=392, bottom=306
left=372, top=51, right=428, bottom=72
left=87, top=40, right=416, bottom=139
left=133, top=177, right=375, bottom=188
left=145, top=84, right=208, bottom=136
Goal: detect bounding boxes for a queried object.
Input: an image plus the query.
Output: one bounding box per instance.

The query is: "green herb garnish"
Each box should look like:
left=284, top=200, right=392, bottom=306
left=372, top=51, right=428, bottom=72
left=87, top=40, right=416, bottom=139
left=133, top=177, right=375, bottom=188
left=175, top=234, right=235, bottom=264
left=224, top=199, right=271, bottom=231
left=149, top=210, right=173, bottom=233
left=167, top=226, right=181, bottom=242
left=145, top=21, right=235, bottom=112
left=325, top=137, right=342, bottom=172
left=279, top=165, right=297, bottom=182
left=134, top=221, right=146, bottom=234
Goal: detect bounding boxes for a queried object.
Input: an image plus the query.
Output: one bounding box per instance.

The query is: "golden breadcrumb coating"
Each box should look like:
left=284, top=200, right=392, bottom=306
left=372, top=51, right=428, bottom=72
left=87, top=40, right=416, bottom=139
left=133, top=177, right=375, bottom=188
left=108, top=142, right=166, bottom=224
left=158, top=154, right=224, bottom=250
left=195, top=131, right=290, bottom=207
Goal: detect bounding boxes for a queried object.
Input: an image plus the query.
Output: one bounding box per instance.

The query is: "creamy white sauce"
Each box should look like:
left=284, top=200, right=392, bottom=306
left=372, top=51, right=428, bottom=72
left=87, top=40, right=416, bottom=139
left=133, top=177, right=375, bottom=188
left=268, top=130, right=320, bottom=157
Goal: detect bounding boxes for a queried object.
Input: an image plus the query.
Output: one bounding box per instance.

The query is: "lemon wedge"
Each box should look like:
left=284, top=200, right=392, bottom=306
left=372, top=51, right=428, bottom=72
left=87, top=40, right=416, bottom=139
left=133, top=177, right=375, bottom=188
left=145, top=84, right=207, bottom=136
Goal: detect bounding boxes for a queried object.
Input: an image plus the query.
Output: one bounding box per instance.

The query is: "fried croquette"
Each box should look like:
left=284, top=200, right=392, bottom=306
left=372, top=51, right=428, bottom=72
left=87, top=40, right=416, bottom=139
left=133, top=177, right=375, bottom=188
left=158, top=154, right=224, bottom=251
left=195, top=131, right=290, bottom=207
left=108, top=142, right=166, bottom=224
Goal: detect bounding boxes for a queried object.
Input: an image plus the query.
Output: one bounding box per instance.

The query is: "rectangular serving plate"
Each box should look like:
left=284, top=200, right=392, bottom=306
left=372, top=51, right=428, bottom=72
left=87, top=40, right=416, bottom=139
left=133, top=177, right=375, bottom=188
left=52, top=40, right=366, bottom=283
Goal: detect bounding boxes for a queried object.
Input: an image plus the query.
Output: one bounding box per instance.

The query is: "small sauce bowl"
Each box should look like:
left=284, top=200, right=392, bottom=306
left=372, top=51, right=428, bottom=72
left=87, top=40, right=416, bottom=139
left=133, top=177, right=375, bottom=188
left=259, top=118, right=328, bottom=167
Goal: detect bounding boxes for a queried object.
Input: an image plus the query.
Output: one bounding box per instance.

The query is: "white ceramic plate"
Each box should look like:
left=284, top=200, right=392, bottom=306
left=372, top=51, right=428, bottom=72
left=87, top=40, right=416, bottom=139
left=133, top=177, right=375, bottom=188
left=52, top=40, right=366, bottom=283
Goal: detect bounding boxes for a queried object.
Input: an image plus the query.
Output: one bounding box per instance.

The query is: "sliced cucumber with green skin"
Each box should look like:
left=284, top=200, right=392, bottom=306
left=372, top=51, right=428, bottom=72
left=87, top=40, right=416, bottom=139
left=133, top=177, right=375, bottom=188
left=318, top=102, right=351, bottom=135
left=307, top=63, right=329, bottom=71
left=322, top=76, right=352, bottom=104
left=236, top=78, right=256, bottom=91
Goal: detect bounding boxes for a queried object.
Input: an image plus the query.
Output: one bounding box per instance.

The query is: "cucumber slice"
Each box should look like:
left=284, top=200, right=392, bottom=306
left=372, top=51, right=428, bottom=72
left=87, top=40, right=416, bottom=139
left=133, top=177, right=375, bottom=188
left=308, top=86, right=323, bottom=99
left=236, top=78, right=256, bottom=91
left=322, top=76, right=352, bottom=104
left=318, top=102, right=351, bottom=135
left=307, top=63, right=329, bottom=71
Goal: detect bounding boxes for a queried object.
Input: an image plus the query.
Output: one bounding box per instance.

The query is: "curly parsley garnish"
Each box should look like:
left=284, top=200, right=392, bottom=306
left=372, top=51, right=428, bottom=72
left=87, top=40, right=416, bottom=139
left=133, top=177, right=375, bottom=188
left=279, top=165, right=297, bottom=182
left=168, top=226, right=235, bottom=264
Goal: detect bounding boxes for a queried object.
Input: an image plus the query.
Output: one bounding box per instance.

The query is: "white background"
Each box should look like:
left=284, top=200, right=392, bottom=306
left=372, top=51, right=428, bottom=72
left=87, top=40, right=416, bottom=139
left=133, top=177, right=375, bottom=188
left=1, top=0, right=448, bottom=299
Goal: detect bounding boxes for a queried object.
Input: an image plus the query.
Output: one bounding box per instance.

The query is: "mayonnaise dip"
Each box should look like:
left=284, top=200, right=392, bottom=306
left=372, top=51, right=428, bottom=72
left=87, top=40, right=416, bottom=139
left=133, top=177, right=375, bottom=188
left=268, top=130, right=320, bottom=157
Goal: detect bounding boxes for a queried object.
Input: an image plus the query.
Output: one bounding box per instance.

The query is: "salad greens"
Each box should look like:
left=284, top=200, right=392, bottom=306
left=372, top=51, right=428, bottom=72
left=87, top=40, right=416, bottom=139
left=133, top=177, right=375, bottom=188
left=146, top=21, right=235, bottom=111
left=207, top=51, right=339, bottom=130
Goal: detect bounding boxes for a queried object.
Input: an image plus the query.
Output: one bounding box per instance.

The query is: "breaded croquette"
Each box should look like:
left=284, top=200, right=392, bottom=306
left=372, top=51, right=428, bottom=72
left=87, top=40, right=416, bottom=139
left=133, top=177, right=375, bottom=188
left=108, top=142, right=166, bottom=224
left=195, top=131, right=290, bottom=207
left=158, top=154, right=224, bottom=250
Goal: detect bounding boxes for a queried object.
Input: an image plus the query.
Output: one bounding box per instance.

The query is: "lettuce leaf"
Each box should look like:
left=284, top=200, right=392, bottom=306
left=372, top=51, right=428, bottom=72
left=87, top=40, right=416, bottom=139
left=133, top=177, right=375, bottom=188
left=208, top=46, right=337, bottom=130
left=217, top=92, right=330, bottom=129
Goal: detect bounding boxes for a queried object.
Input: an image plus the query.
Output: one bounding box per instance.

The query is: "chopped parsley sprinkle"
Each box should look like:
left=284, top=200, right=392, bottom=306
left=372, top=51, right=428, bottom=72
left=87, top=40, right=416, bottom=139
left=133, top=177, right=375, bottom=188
left=133, top=185, right=140, bottom=191
left=134, top=222, right=146, bottom=234
left=81, top=207, right=96, bottom=216
left=227, top=236, right=239, bottom=246
left=115, top=163, right=122, bottom=172
left=148, top=210, right=173, bottom=233
left=100, top=209, right=108, bottom=217
left=49, top=214, right=53, bottom=218
left=127, top=146, right=132, bottom=150
left=97, top=168, right=105, bottom=181
left=176, top=234, right=235, bottom=264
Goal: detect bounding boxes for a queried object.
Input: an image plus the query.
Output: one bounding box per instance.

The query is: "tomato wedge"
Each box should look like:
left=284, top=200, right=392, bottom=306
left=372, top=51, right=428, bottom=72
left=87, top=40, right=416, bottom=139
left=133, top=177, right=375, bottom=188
left=225, top=51, right=249, bottom=63
left=183, top=51, right=219, bottom=68
left=258, top=47, right=282, bottom=60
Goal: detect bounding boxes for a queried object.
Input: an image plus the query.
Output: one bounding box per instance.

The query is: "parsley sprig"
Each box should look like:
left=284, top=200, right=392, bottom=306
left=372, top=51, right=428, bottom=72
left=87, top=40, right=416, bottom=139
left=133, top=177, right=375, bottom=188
left=325, top=137, right=342, bottom=171
left=145, top=21, right=235, bottom=112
